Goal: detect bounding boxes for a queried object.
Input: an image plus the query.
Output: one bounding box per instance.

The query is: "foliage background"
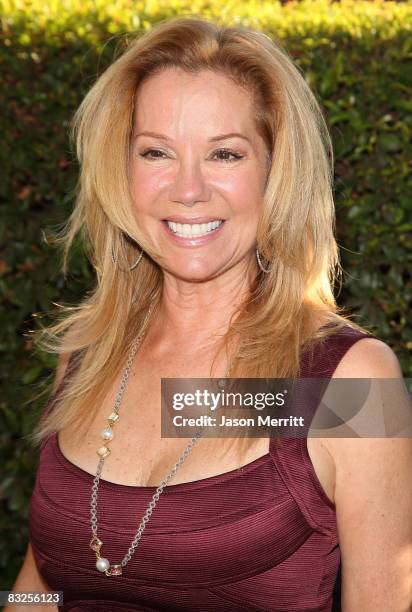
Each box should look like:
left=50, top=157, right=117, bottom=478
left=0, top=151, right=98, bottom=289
left=1, top=0, right=411, bottom=606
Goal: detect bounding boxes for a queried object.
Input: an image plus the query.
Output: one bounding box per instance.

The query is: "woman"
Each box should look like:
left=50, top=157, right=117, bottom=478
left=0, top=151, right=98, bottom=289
left=9, top=16, right=411, bottom=612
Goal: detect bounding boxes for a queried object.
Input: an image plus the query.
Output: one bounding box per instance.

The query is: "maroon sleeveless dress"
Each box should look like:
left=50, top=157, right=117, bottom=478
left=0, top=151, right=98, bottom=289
left=28, top=324, right=375, bottom=611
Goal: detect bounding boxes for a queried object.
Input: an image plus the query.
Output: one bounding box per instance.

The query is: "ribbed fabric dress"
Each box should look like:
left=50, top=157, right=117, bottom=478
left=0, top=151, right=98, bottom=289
left=28, top=324, right=374, bottom=611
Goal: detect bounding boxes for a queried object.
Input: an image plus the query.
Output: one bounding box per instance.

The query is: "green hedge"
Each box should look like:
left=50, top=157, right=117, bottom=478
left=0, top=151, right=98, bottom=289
left=1, top=0, right=411, bottom=597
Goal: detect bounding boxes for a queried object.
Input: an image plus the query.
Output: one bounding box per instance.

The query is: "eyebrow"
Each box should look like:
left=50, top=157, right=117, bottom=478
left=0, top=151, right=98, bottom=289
left=134, top=131, right=251, bottom=143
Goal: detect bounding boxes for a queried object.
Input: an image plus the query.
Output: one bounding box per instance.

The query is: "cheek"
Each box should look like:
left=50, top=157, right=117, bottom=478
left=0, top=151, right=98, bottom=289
left=143, top=171, right=169, bottom=193
left=235, top=190, right=261, bottom=215
left=129, top=165, right=167, bottom=214
left=221, top=172, right=263, bottom=215
left=129, top=150, right=161, bottom=182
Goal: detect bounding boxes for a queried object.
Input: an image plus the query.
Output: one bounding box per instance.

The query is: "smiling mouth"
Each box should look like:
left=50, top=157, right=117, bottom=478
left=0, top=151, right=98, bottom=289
left=163, top=219, right=224, bottom=238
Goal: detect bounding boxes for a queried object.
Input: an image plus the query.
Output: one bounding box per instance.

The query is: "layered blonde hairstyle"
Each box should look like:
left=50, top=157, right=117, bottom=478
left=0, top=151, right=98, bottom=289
left=29, top=15, right=370, bottom=447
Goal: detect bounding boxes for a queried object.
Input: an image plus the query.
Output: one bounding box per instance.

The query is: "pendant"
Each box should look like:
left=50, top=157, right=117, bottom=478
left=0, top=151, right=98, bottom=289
left=107, top=564, right=123, bottom=576
left=90, top=536, right=123, bottom=576
left=101, top=426, right=114, bottom=441
left=97, top=445, right=111, bottom=459
left=89, top=535, right=103, bottom=553
left=96, top=557, right=110, bottom=573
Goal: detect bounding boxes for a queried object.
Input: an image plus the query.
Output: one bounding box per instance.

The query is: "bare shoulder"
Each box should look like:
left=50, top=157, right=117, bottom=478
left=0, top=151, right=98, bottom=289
left=322, top=336, right=405, bottom=460
left=332, top=335, right=403, bottom=379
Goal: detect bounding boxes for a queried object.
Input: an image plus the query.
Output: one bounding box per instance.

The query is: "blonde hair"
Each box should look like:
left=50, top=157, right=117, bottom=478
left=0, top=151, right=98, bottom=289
left=29, top=15, right=371, bottom=448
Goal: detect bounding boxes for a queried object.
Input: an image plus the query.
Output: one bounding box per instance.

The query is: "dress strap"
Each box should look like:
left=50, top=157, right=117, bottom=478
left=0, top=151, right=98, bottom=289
left=299, top=323, right=376, bottom=379
left=269, top=324, right=379, bottom=524
left=269, top=325, right=378, bottom=452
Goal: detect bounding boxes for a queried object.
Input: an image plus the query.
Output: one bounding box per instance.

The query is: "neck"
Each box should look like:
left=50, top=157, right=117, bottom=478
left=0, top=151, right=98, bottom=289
left=148, top=260, right=257, bottom=354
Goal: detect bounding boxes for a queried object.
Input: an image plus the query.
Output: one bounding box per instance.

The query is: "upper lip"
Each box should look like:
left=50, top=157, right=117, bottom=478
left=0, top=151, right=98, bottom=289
left=162, top=216, right=224, bottom=224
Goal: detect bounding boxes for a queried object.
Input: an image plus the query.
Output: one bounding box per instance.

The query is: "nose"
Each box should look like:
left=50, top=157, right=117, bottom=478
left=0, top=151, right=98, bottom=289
left=169, top=157, right=211, bottom=208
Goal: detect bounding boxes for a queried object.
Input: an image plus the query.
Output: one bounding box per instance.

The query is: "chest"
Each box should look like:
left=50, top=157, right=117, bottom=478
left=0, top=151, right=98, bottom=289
left=57, top=354, right=336, bottom=502
left=32, top=435, right=340, bottom=611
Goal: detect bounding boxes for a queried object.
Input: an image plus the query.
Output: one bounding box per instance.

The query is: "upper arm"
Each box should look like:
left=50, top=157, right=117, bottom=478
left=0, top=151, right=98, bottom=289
left=324, top=339, right=412, bottom=611
left=10, top=541, right=52, bottom=593
left=4, top=542, right=58, bottom=611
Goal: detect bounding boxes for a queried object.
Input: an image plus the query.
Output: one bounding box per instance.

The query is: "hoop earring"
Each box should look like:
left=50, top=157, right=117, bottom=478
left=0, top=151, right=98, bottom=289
left=256, top=248, right=270, bottom=274
left=111, top=248, right=144, bottom=271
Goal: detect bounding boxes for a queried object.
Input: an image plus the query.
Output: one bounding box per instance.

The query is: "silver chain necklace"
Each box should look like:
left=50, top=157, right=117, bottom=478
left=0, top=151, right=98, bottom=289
left=89, top=304, right=230, bottom=576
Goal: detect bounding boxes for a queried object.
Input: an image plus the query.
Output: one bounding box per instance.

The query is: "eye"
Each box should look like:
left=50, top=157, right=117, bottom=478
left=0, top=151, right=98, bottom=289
left=139, top=148, right=168, bottom=160
left=138, top=147, right=244, bottom=162
left=212, top=148, right=244, bottom=163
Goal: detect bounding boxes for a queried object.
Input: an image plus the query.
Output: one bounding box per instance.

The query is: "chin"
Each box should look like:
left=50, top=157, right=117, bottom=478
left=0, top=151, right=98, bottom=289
left=163, top=263, right=222, bottom=283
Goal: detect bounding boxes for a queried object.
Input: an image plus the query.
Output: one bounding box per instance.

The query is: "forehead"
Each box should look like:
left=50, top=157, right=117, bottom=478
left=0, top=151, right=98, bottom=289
left=133, top=67, right=256, bottom=134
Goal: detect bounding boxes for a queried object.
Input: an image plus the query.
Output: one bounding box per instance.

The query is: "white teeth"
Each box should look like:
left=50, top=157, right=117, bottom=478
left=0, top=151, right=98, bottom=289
left=166, top=220, right=223, bottom=237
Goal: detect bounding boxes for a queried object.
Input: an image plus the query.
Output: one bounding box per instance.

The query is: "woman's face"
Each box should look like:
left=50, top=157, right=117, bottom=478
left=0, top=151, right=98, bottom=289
left=129, top=67, right=269, bottom=282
